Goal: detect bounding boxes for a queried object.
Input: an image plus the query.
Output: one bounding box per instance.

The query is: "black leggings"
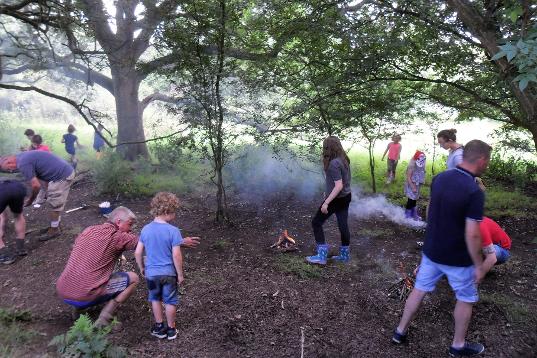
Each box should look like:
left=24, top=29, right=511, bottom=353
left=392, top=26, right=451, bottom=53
left=312, top=194, right=351, bottom=246
left=405, top=198, right=416, bottom=209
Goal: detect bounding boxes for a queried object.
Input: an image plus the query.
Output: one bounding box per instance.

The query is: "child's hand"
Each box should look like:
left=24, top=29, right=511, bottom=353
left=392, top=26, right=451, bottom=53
left=182, top=237, right=201, bottom=248
left=177, top=275, right=184, bottom=285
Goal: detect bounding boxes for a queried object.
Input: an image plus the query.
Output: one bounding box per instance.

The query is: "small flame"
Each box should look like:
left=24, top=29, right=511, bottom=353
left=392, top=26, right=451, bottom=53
left=282, top=230, right=296, bottom=244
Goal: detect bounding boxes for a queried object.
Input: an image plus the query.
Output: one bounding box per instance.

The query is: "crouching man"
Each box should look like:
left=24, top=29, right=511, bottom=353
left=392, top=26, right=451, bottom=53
left=56, top=207, right=140, bottom=327
left=56, top=207, right=200, bottom=327
left=480, top=216, right=511, bottom=273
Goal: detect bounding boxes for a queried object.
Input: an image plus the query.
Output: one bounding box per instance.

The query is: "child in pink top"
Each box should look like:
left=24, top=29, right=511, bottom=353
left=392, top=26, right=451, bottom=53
left=30, top=135, right=51, bottom=152
left=381, top=134, right=402, bottom=184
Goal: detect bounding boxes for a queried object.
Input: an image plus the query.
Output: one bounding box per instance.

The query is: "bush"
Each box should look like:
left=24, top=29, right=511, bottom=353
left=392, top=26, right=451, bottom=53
left=151, top=138, right=183, bottom=170
left=92, top=152, right=143, bottom=197
left=484, top=153, right=537, bottom=187
left=92, top=151, right=204, bottom=198
left=49, top=315, right=126, bottom=358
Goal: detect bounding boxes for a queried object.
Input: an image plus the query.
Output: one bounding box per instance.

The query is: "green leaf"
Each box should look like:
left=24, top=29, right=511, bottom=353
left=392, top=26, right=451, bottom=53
left=491, top=51, right=506, bottom=61
left=519, top=78, right=529, bottom=91
left=509, top=7, right=523, bottom=23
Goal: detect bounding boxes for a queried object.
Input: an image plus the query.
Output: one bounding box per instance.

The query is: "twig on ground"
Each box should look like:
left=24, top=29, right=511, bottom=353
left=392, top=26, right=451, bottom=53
left=300, top=326, right=305, bottom=358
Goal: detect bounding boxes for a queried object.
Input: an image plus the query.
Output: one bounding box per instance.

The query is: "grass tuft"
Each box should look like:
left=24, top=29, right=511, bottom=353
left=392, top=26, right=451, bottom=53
left=273, top=254, right=324, bottom=279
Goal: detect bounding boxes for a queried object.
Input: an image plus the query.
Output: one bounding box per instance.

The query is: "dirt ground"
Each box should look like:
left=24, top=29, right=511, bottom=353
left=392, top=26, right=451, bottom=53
left=0, top=181, right=536, bottom=358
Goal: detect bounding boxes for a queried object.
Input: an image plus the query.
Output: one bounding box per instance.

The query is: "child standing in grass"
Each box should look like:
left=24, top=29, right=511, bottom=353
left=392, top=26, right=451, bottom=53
left=135, top=192, right=184, bottom=340
left=381, top=134, right=402, bottom=184
left=404, top=150, right=426, bottom=220
left=93, top=124, right=106, bottom=159
left=61, top=124, right=81, bottom=169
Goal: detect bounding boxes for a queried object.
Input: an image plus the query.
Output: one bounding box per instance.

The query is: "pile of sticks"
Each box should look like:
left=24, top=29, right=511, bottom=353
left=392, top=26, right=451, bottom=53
left=270, top=230, right=297, bottom=252
left=387, top=262, right=415, bottom=301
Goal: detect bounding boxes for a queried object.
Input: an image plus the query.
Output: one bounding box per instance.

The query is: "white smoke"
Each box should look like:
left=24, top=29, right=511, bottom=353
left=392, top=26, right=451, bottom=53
left=349, top=186, right=426, bottom=229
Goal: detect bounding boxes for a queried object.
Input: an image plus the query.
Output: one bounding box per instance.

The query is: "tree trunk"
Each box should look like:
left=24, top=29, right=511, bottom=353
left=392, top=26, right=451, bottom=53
left=431, top=133, right=437, bottom=176
left=368, top=142, right=377, bottom=193
left=111, top=66, right=149, bottom=160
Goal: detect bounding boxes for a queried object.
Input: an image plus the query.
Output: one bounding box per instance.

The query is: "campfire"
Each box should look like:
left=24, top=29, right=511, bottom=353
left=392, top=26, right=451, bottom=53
left=387, top=262, right=415, bottom=301
left=270, top=230, right=297, bottom=252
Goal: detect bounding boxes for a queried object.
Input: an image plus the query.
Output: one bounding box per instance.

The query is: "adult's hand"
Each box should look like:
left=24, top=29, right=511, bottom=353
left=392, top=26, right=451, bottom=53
left=321, top=202, right=329, bottom=214
left=474, top=265, right=486, bottom=285
left=182, top=236, right=201, bottom=248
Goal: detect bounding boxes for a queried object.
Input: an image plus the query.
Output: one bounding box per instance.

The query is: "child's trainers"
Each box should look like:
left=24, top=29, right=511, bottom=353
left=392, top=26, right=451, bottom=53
left=167, top=327, right=177, bottom=340
left=391, top=328, right=407, bottom=344
left=150, top=323, right=167, bottom=339
left=448, top=342, right=484, bottom=357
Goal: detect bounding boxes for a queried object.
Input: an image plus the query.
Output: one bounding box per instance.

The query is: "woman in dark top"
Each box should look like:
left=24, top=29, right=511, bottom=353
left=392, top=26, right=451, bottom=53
left=306, top=136, right=352, bottom=265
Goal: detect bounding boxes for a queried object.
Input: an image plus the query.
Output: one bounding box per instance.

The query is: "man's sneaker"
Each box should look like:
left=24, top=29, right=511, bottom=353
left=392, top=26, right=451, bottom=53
left=391, top=328, right=407, bottom=344
left=150, top=323, right=167, bottom=339
left=167, top=327, right=178, bottom=340
left=449, top=342, right=485, bottom=357
left=15, top=247, right=28, bottom=257
left=0, top=251, right=16, bottom=265
left=39, top=227, right=61, bottom=242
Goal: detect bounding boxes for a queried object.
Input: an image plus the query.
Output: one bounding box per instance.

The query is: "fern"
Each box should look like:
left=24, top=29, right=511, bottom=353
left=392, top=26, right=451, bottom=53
left=49, top=315, right=126, bottom=358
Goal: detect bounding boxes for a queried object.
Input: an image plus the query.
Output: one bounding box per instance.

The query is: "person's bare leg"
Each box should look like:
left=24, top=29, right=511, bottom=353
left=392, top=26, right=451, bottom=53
left=396, top=288, right=427, bottom=334
left=152, top=301, right=164, bottom=323
left=14, top=214, right=25, bottom=241
left=165, top=304, right=176, bottom=328
left=49, top=211, right=60, bottom=226
left=452, top=300, right=473, bottom=348
left=96, top=272, right=139, bottom=326
left=0, top=212, right=6, bottom=249
left=114, top=272, right=139, bottom=303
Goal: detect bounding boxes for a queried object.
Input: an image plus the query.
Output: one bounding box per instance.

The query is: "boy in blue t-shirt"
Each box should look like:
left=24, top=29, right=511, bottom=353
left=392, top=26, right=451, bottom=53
left=61, top=124, right=81, bottom=169
left=135, top=192, right=184, bottom=340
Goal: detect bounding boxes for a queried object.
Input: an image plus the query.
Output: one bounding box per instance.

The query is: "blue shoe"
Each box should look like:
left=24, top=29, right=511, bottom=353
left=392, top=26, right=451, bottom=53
left=448, top=342, right=484, bottom=357
left=305, top=244, right=329, bottom=265
left=391, top=328, right=407, bottom=344
left=331, top=246, right=350, bottom=262
left=404, top=209, right=412, bottom=219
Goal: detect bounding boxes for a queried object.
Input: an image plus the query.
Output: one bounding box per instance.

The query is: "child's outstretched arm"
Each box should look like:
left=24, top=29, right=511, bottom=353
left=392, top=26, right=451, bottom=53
left=381, top=144, right=389, bottom=160
left=397, top=144, right=402, bottom=160
left=172, top=246, right=184, bottom=285
left=134, top=241, right=145, bottom=277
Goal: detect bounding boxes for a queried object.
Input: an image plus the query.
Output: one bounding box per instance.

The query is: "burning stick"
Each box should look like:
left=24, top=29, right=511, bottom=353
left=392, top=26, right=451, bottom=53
left=270, top=230, right=298, bottom=252
left=387, top=262, right=415, bottom=301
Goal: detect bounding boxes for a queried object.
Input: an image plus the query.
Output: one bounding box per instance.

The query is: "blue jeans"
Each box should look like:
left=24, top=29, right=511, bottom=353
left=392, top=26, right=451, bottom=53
left=494, top=245, right=510, bottom=264
left=146, top=276, right=178, bottom=305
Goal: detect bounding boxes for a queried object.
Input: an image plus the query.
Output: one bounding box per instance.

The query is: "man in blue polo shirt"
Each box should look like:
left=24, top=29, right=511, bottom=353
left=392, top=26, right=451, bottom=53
left=391, top=140, right=492, bottom=357
left=0, top=151, right=74, bottom=241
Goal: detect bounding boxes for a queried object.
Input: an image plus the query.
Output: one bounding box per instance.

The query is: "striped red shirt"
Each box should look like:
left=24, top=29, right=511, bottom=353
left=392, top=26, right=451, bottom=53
left=56, top=222, right=138, bottom=301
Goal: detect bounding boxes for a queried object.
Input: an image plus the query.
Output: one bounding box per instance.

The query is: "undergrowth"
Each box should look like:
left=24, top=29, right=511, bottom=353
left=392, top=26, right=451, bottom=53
left=0, top=308, right=34, bottom=357
left=49, top=314, right=126, bottom=358
left=273, top=254, right=324, bottom=279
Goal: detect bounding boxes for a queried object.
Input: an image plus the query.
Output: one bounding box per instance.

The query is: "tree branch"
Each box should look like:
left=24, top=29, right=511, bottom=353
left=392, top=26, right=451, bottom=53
left=0, top=83, right=115, bottom=147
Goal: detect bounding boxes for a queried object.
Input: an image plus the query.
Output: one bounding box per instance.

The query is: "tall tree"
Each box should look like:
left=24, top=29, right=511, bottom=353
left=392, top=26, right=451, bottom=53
left=358, top=0, right=537, bottom=152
